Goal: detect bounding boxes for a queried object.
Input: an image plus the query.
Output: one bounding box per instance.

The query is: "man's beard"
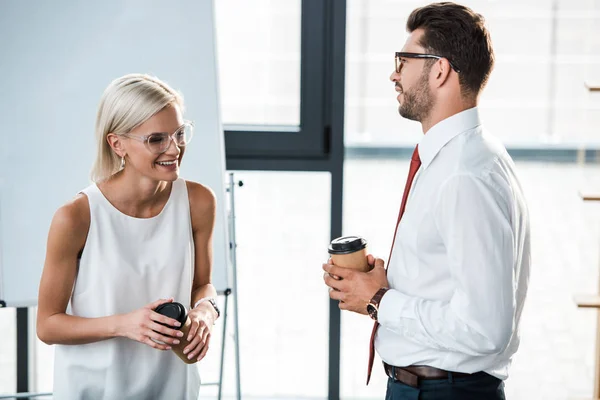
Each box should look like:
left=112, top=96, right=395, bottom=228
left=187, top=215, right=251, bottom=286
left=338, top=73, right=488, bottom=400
left=398, top=69, right=434, bottom=122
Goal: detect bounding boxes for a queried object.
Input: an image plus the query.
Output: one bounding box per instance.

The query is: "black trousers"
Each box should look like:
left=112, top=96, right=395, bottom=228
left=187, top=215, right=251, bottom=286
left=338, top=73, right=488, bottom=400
left=385, top=371, right=506, bottom=400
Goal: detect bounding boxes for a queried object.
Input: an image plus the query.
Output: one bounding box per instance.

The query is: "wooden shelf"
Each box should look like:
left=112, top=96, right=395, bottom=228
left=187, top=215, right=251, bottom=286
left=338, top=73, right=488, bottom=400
left=574, top=294, right=600, bottom=308
left=586, top=82, right=600, bottom=91
left=579, top=191, right=600, bottom=201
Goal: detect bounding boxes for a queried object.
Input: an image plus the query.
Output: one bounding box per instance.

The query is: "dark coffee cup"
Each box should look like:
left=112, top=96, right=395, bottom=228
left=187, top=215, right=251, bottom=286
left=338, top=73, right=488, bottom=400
left=155, top=301, right=196, bottom=364
left=328, top=236, right=370, bottom=272
left=155, top=302, right=187, bottom=327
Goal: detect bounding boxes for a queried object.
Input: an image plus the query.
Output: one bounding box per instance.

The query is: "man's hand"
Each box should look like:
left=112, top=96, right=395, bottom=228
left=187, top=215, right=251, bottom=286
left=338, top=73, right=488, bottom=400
left=322, top=254, right=388, bottom=314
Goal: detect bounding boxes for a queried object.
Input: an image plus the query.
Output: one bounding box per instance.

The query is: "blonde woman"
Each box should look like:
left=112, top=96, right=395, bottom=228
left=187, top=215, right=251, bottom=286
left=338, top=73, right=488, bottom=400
left=36, top=73, right=219, bottom=399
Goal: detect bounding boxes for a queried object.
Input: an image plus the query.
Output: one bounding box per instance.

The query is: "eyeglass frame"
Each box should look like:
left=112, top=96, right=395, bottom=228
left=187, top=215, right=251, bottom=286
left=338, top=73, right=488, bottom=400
left=118, top=121, right=194, bottom=154
left=395, top=52, right=461, bottom=74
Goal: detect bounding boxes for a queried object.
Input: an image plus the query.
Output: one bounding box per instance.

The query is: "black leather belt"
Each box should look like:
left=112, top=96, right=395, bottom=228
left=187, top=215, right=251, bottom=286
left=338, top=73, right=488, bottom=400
left=383, top=362, right=473, bottom=388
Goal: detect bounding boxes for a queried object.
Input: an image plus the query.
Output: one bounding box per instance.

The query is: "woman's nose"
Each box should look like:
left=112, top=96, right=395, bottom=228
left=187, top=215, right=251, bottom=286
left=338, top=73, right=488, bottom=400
left=164, top=135, right=181, bottom=155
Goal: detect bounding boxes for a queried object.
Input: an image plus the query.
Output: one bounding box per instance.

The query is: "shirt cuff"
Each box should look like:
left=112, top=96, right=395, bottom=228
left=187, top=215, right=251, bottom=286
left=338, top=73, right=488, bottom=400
left=378, top=289, right=416, bottom=328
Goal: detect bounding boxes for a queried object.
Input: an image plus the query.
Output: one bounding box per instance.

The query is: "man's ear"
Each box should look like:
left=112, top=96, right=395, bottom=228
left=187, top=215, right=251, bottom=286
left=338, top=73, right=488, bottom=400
left=107, top=133, right=126, bottom=158
left=432, top=58, right=452, bottom=88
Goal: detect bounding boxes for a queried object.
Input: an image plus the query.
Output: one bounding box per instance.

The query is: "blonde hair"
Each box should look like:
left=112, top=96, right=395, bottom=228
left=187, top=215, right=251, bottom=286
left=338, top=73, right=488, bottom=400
left=90, top=73, right=184, bottom=182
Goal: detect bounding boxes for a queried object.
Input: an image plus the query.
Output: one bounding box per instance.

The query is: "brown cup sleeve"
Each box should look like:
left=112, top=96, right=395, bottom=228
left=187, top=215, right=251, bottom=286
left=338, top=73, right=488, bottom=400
left=170, top=317, right=198, bottom=364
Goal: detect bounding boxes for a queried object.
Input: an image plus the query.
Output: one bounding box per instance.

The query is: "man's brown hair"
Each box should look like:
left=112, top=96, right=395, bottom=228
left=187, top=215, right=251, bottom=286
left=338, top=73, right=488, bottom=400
left=407, top=2, right=494, bottom=98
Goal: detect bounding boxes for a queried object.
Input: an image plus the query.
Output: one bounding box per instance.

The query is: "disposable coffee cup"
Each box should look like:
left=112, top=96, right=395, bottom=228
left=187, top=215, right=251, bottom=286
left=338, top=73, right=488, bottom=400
left=154, top=302, right=197, bottom=364
left=328, top=236, right=370, bottom=272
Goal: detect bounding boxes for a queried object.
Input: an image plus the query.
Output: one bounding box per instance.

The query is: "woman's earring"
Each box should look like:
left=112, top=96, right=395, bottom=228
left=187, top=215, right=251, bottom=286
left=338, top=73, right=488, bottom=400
left=120, top=156, right=125, bottom=169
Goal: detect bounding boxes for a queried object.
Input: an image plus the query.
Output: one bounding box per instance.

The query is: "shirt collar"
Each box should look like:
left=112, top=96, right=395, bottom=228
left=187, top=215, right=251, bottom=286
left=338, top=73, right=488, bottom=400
left=418, top=107, right=482, bottom=169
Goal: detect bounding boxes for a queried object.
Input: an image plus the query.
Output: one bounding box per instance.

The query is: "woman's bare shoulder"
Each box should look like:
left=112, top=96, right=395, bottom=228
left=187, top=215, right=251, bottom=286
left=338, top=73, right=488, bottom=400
left=185, top=180, right=216, bottom=210
left=51, top=193, right=91, bottom=238
left=184, top=180, right=216, bottom=233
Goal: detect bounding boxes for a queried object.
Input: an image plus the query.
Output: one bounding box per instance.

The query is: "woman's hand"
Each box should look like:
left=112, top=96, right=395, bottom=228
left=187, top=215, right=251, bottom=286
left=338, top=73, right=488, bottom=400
left=116, top=298, right=184, bottom=350
left=182, top=304, right=216, bottom=361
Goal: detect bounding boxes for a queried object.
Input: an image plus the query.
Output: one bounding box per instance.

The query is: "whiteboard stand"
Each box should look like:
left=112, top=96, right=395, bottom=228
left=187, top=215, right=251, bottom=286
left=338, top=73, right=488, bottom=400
left=201, top=173, right=242, bottom=400
left=227, top=173, right=243, bottom=400
left=201, top=287, right=232, bottom=399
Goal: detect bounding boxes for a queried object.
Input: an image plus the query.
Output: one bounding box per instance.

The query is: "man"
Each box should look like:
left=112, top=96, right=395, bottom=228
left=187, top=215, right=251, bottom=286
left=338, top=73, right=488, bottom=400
left=323, top=2, right=530, bottom=399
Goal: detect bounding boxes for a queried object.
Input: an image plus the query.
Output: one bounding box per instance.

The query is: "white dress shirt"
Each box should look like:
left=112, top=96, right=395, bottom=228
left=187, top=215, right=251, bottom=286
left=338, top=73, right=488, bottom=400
left=376, top=107, right=531, bottom=380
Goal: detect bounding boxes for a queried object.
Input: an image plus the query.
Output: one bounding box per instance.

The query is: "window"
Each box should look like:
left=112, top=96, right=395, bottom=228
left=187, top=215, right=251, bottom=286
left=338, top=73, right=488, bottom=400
left=344, top=0, right=600, bottom=148
left=217, top=0, right=334, bottom=161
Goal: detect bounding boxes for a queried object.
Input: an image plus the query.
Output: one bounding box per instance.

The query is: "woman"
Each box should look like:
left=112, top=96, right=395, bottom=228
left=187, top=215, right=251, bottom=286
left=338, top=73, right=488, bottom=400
left=36, top=73, right=219, bottom=399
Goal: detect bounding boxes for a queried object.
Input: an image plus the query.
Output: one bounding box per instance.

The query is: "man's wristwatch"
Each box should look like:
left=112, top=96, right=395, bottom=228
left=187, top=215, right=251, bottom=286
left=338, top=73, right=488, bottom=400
left=193, top=297, right=220, bottom=320
left=367, top=288, right=389, bottom=321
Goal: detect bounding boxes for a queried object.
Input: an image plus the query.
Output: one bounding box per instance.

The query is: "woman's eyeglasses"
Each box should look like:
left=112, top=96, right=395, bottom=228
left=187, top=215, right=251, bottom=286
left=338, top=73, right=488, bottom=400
left=120, top=121, right=194, bottom=154
left=395, top=52, right=460, bottom=74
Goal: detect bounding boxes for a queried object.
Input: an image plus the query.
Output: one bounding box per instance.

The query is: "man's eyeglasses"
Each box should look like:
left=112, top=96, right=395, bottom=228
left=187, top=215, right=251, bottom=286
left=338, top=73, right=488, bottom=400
left=120, top=121, right=194, bottom=154
left=395, top=52, right=460, bottom=74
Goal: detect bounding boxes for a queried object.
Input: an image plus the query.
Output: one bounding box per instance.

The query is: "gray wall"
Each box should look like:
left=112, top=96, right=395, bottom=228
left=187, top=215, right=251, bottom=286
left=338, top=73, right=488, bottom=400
left=0, top=0, right=230, bottom=306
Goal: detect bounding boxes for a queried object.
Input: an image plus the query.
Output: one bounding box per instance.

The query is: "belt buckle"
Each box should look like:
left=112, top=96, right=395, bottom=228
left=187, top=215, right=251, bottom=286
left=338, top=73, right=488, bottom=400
left=388, top=365, right=419, bottom=388
left=396, top=367, right=419, bottom=388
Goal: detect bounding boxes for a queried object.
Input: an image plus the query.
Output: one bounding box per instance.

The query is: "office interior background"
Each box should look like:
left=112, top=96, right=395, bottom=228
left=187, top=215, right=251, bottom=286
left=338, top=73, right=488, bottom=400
left=2, top=0, right=600, bottom=399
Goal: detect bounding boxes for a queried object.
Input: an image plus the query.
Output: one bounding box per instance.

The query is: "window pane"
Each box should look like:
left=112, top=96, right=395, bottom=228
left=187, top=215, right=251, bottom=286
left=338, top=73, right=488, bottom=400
left=341, top=158, right=407, bottom=397
left=35, top=308, right=54, bottom=393
left=0, top=308, right=16, bottom=394
left=344, top=0, right=600, bottom=147
left=215, top=0, right=301, bottom=127
left=201, top=171, right=331, bottom=398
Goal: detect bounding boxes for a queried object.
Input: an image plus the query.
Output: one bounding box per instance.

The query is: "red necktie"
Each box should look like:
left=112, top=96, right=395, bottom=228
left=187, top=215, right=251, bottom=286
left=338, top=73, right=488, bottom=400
left=366, top=145, right=421, bottom=385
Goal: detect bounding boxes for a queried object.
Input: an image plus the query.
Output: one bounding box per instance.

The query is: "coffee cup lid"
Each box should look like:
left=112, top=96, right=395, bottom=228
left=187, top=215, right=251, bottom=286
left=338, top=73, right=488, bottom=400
left=154, top=302, right=187, bottom=326
left=328, top=236, right=367, bottom=255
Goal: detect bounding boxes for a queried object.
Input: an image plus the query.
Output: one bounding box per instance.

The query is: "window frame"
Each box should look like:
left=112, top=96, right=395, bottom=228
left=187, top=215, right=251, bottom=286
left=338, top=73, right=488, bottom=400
left=224, top=0, right=332, bottom=163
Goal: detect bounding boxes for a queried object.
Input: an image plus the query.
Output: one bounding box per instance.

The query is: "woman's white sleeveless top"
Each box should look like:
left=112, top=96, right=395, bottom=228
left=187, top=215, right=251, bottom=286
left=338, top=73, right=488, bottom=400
left=53, top=178, right=200, bottom=399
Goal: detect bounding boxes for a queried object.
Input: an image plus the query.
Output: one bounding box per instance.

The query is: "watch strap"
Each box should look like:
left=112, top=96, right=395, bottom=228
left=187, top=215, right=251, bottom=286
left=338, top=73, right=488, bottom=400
left=367, top=287, right=389, bottom=321
left=193, top=297, right=220, bottom=319
left=370, top=287, right=389, bottom=308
